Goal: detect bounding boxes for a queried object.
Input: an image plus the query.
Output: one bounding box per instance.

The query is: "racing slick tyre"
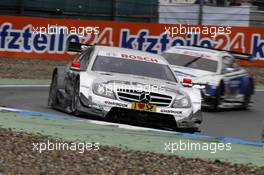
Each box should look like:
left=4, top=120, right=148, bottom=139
left=48, top=72, right=59, bottom=108
left=242, top=78, right=254, bottom=110
left=70, top=78, right=80, bottom=115
left=213, top=81, right=224, bottom=111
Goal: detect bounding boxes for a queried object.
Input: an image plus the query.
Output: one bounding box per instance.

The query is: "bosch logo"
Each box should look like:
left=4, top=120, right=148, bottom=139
left=139, top=92, right=151, bottom=103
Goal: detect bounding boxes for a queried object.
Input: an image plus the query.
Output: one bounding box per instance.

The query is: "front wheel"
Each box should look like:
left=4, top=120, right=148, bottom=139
left=70, top=78, right=80, bottom=115
left=48, top=72, right=58, bottom=108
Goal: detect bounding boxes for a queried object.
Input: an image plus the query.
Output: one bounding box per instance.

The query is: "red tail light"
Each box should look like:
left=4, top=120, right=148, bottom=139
left=71, top=61, right=81, bottom=69
left=183, top=77, right=192, bottom=84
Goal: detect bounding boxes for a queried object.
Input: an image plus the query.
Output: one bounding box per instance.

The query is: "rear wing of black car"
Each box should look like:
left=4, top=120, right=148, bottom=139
left=67, top=42, right=94, bottom=52
left=192, top=45, right=254, bottom=62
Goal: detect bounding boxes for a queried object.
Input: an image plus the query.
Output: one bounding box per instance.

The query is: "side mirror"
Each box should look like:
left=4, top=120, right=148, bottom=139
left=181, top=77, right=193, bottom=87
left=223, top=67, right=235, bottom=73
left=70, top=61, right=81, bottom=70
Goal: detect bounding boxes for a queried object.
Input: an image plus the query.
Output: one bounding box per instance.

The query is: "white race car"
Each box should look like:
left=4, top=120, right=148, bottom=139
left=162, top=46, right=254, bottom=111
left=48, top=42, right=202, bottom=132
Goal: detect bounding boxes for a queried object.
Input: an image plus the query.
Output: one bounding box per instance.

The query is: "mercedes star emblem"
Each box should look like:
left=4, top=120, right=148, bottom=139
left=139, top=92, right=151, bottom=103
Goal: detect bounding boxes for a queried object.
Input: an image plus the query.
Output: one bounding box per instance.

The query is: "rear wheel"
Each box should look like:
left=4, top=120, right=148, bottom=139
left=71, top=78, right=80, bottom=115
left=242, top=78, right=254, bottom=110
left=213, top=81, right=224, bottom=111
left=243, top=94, right=251, bottom=110
left=48, top=72, right=58, bottom=108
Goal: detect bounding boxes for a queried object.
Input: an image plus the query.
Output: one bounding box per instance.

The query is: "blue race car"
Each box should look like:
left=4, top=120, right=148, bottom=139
left=162, top=46, right=255, bottom=111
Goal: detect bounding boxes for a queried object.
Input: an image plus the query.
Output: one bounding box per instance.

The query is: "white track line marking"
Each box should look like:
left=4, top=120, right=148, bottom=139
left=0, top=106, right=22, bottom=112
left=77, top=119, right=163, bottom=132
left=0, top=84, right=263, bottom=92
left=256, top=89, right=264, bottom=92
left=0, top=85, right=49, bottom=88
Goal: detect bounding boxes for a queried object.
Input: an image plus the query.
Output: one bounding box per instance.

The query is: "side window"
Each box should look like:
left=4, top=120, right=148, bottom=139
left=222, top=56, right=233, bottom=68
left=82, top=48, right=94, bottom=69
left=221, top=56, right=240, bottom=74
left=74, top=48, right=93, bottom=70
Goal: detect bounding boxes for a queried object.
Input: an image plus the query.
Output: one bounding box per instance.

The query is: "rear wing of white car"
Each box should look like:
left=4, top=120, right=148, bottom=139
left=67, top=42, right=93, bottom=52
left=193, top=45, right=254, bottom=62
left=230, top=52, right=254, bottom=62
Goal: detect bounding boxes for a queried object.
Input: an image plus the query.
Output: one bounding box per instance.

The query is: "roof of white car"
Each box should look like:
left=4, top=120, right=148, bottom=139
left=164, top=46, right=224, bottom=61
left=94, top=45, right=169, bottom=65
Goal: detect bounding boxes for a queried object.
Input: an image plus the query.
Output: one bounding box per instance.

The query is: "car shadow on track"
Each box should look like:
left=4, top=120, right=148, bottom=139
left=75, top=112, right=198, bottom=134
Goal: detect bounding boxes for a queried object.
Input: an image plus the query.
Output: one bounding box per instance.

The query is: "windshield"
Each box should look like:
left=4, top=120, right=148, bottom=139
left=92, top=55, right=177, bottom=82
left=162, top=52, right=218, bottom=72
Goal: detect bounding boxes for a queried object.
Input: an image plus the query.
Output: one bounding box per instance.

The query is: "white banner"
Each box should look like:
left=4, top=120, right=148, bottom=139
left=159, top=4, right=250, bottom=26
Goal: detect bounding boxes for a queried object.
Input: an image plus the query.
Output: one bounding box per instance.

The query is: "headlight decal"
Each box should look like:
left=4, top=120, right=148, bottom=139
left=172, top=94, right=191, bottom=108
left=92, top=83, right=116, bottom=99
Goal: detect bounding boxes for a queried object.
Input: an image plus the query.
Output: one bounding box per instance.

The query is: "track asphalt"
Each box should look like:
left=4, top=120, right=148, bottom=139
left=0, top=78, right=263, bottom=142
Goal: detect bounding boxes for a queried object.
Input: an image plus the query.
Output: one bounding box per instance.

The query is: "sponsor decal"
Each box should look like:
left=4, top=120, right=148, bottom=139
left=0, top=16, right=263, bottom=66
left=131, top=102, right=156, bottom=112
left=104, top=101, right=128, bottom=108
left=228, top=80, right=240, bottom=88
left=160, top=109, right=183, bottom=114
left=121, top=53, right=159, bottom=63
left=97, top=51, right=160, bottom=64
